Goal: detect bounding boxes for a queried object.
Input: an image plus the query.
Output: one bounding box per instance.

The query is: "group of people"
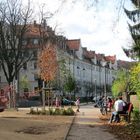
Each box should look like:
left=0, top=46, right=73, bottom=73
left=95, top=96, right=113, bottom=112
left=95, top=95, right=133, bottom=123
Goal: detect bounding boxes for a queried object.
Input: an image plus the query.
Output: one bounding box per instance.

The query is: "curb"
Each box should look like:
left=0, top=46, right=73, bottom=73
left=64, top=112, right=77, bottom=140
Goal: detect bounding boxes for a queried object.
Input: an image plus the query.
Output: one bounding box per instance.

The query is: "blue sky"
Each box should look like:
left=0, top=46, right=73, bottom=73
left=28, top=0, right=134, bottom=61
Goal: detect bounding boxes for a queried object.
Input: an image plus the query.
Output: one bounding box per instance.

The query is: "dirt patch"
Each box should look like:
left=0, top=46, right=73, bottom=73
left=0, top=110, right=75, bottom=140
left=16, top=126, right=48, bottom=135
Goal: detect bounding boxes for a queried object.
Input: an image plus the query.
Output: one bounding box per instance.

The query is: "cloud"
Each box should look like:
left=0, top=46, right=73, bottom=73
left=31, top=0, right=133, bottom=61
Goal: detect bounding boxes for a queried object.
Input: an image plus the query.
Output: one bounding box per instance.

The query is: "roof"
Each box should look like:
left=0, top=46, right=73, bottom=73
left=105, top=55, right=116, bottom=63
left=83, top=49, right=96, bottom=59
left=96, top=54, right=104, bottom=60
left=117, top=60, right=135, bottom=69
left=24, top=24, right=48, bottom=38
left=66, top=39, right=81, bottom=51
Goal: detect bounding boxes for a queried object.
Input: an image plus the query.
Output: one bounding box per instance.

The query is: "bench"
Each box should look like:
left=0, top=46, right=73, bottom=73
left=119, top=103, right=133, bottom=123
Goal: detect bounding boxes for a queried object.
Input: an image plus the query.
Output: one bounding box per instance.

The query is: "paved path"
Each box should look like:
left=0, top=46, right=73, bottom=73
left=66, top=104, right=119, bottom=140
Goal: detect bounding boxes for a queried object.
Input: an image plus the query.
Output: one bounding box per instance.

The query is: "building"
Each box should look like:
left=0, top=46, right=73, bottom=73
left=0, top=21, right=118, bottom=98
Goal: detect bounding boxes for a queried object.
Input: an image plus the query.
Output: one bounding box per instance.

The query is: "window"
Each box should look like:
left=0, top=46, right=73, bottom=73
left=33, top=50, right=37, bottom=58
left=23, top=51, right=29, bottom=57
left=34, top=62, right=37, bottom=69
left=33, top=39, right=39, bottom=45
left=77, top=66, right=80, bottom=76
left=23, top=62, right=27, bottom=70
left=22, top=40, right=27, bottom=46
left=83, top=68, right=86, bottom=77
left=34, top=74, right=38, bottom=81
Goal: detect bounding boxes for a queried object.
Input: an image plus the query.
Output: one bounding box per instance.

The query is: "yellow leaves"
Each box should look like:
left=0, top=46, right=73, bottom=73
left=38, top=44, right=58, bottom=82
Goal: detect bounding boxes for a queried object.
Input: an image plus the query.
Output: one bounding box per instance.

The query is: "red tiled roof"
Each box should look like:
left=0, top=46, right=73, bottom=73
left=83, top=50, right=95, bottom=59
left=96, top=53, right=104, bottom=60
left=105, top=55, right=116, bottom=63
left=66, top=39, right=80, bottom=51
left=24, top=24, right=48, bottom=38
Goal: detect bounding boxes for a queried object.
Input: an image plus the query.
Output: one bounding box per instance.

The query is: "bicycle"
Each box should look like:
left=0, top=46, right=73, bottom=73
left=100, top=104, right=107, bottom=115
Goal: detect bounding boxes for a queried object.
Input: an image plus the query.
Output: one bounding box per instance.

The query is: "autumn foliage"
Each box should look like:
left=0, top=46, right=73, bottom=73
left=38, top=44, right=58, bottom=82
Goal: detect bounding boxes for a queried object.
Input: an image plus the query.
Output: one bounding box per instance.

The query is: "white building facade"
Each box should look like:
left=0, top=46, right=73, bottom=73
left=0, top=22, right=118, bottom=98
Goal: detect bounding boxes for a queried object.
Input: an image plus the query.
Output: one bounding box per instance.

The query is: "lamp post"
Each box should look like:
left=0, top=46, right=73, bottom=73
left=77, top=66, right=86, bottom=97
left=94, top=79, right=97, bottom=102
left=101, top=61, right=107, bottom=98
left=82, top=68, right=86, bottom=97
left=91, top=64, right=93, bottom=98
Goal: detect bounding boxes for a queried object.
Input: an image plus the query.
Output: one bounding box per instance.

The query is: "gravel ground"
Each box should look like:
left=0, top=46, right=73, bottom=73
left=0, top=105, right=122, bottom=140
left=66, top=105, right=119, bottom=140
left=0, top=107, right=75, bottom=140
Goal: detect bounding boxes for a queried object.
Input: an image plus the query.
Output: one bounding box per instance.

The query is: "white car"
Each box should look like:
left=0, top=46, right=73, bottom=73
left=93, top=96, right=101, bottom=103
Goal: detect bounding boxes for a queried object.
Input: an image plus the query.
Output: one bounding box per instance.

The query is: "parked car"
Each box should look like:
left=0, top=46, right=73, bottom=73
left=62, top=98, right=75, bottom=105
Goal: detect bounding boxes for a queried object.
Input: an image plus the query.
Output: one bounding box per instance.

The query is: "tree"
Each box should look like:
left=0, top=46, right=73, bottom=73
left=38, top=44, right=58, bottom=83
left=38, top=43, right=58, bottom=108
left=111, top=70, right=127, bottom=97
left=124, top=0, right=140, bottom=61
left=130, top=63, right=140, bottom=99
left=112, top=63, right=140, bottom=101
left=63, top=74, right=76, bottom=99
left=19, top=75, right=30, bottom=92
left=57, top=55, right=71, bottom=94
left=0, top=0, right=32, bottom=85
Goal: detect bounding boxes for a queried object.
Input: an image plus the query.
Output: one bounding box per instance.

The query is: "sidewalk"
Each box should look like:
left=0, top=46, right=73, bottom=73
left=66, top=104, right=119, bottom=140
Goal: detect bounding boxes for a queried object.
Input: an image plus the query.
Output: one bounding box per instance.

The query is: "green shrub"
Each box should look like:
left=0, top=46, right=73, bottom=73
left=29, top=107, right=75, bottom=116
left=54, top=108, right=61, bottom=115
left=132, top=109, right=140, bottom=121
left=65, top=107, right=75, bottom=115
left=48, top=108, right=54, bottom=115
left=60, top=108, right=67, bottom=115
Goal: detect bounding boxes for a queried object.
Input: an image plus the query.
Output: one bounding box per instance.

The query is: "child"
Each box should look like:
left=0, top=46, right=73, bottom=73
left=75, top=97, right=80, bottom=112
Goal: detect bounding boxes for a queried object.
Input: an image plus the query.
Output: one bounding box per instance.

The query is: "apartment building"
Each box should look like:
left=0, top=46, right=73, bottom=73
left=0, top=21, right=117, bottom=98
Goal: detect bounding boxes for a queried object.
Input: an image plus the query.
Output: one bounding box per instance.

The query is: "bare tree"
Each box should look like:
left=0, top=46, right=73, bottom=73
left=0, top=0, right=33, bottom=85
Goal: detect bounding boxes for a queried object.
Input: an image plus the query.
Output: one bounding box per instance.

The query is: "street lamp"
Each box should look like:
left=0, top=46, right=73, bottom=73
left=101, top=61, right=107, bottom=98
left=94, top=79, right=97, bottom=102
left=77, top=66, right=86, bottom=97
left=90, top=64, right=93, bottom=98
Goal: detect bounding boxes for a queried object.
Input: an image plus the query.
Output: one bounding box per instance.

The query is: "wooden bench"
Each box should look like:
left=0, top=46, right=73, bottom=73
left=119, top=103, right=133, bottom=123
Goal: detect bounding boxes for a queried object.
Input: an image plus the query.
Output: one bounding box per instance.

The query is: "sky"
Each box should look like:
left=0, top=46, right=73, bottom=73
left=30, top=0, right=134, bottom=61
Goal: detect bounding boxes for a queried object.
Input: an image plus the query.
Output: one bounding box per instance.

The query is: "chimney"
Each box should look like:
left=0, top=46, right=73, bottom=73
left=34, top=20, right=36, bottom=26
left=43, top=19, right=46, bottom=28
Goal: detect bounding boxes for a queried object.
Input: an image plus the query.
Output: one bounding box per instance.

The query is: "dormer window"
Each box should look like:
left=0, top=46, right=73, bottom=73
left=22, top=40, right=27, bottom=46
left=33, top=39, right=39, bottom=45
left=33, top=50, right=37, bottom=58
left=34, top=62, right=37, bottom=69
left=34, top=74, right=38, bottom=81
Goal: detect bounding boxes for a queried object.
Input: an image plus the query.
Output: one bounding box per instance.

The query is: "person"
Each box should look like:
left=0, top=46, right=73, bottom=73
left=55, top=96, right=59, bottom=107
left=75, top=97, right=80, bottom=112
left=107, top=97, right=113, bottom=112
left=109, top=96, right=126, bottom=123
left=60, top=96, right=64, bottom=107
left=96, top=95, right=104, bottom=108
